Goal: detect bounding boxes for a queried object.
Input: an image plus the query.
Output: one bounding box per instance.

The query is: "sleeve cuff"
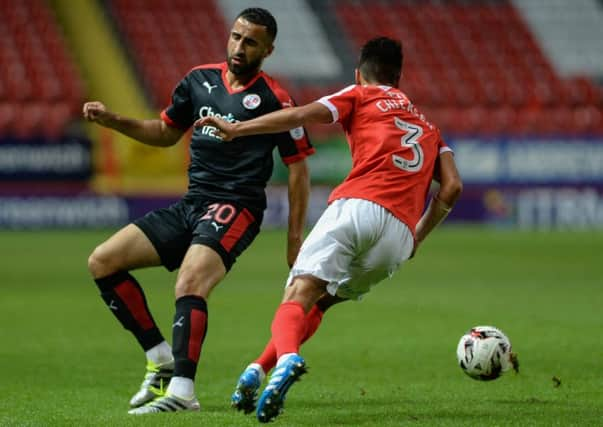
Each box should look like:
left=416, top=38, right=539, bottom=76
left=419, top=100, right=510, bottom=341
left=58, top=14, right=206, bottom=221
left=282, top=147, right=316, bottom=165
left=160, top=109, right=188, bottom=130
left=316, top=99, right=338, bottom=123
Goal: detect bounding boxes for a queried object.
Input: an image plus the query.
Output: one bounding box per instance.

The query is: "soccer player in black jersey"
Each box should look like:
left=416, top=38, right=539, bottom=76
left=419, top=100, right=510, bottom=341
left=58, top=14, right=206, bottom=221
left=83, top=8, right=314, bottom=414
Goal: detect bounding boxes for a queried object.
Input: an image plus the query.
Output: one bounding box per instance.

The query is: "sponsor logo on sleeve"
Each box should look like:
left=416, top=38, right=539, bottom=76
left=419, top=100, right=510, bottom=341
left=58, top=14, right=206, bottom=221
left=289, top=126, right=305, bottom=140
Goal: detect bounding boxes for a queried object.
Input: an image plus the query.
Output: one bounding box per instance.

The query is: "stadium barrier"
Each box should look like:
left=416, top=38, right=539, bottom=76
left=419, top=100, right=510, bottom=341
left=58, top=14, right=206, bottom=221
left=0, top=137, right=91, bottom=181
left=1, top=137, right=602, bottom=230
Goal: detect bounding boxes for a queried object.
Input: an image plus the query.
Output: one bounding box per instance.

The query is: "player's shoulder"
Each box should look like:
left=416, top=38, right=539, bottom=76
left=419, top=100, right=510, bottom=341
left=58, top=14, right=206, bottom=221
left=185, top=62, right=226, bottom=78
left=369, top=84, right=409, bottom=100
left=333, top=84, right=361, bottom=96
left=258, top=71, right=294, bottom=105
left=320, top=84, right=361, bottom=104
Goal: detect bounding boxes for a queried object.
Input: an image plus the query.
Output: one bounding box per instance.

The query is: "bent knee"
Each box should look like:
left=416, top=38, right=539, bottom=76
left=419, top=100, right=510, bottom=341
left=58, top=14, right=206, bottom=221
left=175, top=268, right=223, bottom=299
left=88, top=245, right=117, bottom=279
left=175, top=275, right=210, bottom=299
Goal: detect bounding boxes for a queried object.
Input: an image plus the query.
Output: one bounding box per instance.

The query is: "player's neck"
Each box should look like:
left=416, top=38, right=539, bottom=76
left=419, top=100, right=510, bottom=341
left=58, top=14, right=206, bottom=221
left=226, top=69, right=260, bottom=90
left=360, top=79, right=392, bottom=88
left=357, top=74, right=397, bottom=88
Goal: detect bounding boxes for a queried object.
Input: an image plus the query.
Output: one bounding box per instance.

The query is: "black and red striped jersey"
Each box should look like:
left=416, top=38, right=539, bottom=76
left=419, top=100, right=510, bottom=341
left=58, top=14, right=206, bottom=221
left=161, top=62, right=314, bottom=213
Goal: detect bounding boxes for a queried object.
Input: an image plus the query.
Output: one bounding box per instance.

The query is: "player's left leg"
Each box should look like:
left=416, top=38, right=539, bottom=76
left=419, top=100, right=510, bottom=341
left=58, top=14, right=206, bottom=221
left=88, top=223, right=175, bottom=408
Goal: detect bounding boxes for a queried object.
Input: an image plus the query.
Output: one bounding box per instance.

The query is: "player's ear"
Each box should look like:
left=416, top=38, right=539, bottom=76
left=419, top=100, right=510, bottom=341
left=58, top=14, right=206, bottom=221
left=264, top=44, right=274, bottom=59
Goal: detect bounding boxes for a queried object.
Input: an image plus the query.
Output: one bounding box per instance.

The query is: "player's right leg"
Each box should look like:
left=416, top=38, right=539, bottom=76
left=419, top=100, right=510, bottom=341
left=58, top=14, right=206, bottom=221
left=129, top=244, right=226, bottom=415
left=255, top=275, right=327, bottom=423
left=231, top=306, right=321, bottom=414
left=256, top=353, right=307, bottom=423
left=232, top=293, right=345, bottom=414
left=88, top=223, right=173, bottom=407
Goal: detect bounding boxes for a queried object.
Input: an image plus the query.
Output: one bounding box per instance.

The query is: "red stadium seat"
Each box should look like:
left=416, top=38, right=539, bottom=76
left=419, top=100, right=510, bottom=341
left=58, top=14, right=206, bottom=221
left=0, top=102, right=16, bottom=136
left=0, top=0, right=85, bottom=139
left=108, top=0, right=228, bottom=107
left=43, top=102, right=72, bottom=140
left=332, top=0, right=603, bottom=136
left=13, top=102, right=45, bottom=139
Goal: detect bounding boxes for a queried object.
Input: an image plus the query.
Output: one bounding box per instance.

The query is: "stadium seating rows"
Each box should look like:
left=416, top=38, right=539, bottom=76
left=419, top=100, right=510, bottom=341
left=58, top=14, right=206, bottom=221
left=107, top=0, right=602, bottom=136
left=333, top=0, right=603, bottom=135
left=0, top=0, right=601, bottom=139
left=0, top=0, right=85, bottom=139
left=109, top=0, right=228, bottom=107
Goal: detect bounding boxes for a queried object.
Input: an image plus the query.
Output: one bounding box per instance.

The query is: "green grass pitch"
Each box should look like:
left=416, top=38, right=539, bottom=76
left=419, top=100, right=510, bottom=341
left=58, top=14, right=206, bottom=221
left=1, top=226, right=602, bottom=426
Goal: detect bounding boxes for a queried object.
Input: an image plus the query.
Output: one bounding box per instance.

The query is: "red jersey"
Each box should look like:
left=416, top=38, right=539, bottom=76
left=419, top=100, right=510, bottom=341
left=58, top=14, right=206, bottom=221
left=317, top=84, right=452, bottom=232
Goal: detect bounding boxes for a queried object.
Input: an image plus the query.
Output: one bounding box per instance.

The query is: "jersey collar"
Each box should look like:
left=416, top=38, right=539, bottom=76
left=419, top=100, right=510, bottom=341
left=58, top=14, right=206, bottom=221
left=220, top=62, right=265, bottom=95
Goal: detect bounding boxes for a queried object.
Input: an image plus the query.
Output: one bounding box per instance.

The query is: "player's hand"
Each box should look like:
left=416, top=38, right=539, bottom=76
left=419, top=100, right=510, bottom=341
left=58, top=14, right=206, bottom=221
left=286, top=235, right=302, bottom=268
left=82, top=101, right=112, bottom=126
left=409, top=239, right=420, bottom=259
left=194, top=116, right=237, bottom=141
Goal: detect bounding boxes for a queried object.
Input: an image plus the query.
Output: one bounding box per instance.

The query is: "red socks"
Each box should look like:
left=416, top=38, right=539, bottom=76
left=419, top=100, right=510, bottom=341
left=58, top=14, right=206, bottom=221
left=304, top=304, right=325, bottom=340
left=255, top=303, right=324, bottom=372
left=270, top=301, right=306, bottom=357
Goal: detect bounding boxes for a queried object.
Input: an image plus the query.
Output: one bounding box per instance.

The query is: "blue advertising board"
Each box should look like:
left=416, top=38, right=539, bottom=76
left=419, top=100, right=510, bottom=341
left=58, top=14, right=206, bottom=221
left=1, top=137, right=602, bottom=229
left=449, top=137, right=603, bottom=185
left=447, top=137, right=603, bottom=228
left=0, top=137, right=91, bottom=181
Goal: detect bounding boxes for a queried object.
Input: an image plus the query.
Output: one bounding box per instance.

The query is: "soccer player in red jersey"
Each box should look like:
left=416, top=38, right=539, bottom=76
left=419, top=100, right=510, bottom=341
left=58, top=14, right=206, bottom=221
left=82, top=8, right=314, bottom=414
left=198, top=36, right=463, bottom=423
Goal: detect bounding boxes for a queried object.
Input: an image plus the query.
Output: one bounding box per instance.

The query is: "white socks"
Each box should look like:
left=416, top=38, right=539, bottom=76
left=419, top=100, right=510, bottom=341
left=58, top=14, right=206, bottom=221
left=145, top=341, right=195, bottom=400
left=276, top=353, right=297, bottom=367
left=145, top=341, right=173, bottom=365
left=167, top=376, right=195, bottom=400
left=248, top=363, right=266, bottom=382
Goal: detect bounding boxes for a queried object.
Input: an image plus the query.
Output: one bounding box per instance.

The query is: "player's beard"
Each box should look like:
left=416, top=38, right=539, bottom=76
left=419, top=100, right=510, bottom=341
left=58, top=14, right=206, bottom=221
left=227, top=54, right=263, bottom=77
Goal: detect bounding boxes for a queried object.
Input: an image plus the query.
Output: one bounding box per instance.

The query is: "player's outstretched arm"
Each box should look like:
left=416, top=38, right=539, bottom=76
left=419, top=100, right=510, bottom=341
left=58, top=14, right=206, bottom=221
left=194, top=102, right=332, bottom=141
left=83, top=101, right=184, bottom=147
left=286, top=160, right=310, bottom=267
left=415, top=151, right=463, bottom=246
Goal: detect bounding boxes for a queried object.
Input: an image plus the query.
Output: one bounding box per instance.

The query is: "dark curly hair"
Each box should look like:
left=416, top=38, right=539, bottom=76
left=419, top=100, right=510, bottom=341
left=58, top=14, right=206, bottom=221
left=236, top=8, right=278, bottom=41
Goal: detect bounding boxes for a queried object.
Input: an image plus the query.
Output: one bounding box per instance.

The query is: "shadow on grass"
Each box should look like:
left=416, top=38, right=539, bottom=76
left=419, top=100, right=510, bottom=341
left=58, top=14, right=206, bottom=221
left=493, top=397, right=555, bottom=405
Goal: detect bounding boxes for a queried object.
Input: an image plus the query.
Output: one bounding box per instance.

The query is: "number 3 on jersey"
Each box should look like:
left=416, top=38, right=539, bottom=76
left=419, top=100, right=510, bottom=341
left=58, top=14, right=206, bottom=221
left=392, top=117, right=424, bottom=172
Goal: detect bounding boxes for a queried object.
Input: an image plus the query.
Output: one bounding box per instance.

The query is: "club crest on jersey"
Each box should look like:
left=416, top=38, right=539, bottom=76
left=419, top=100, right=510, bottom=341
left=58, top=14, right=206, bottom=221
left=243, top=94, right=261, bottom=110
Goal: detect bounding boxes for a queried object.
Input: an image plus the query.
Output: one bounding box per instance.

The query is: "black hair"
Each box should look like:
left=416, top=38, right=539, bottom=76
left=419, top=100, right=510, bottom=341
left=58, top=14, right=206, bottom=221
left=236, top=8, right=278, bottom=41
left=358, top=37, right=403, bottom=86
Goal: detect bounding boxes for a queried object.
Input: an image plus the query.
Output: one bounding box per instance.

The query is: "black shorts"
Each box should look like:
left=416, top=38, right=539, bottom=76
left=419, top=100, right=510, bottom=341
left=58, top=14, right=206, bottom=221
left=134, top=197, right=262, bottom=271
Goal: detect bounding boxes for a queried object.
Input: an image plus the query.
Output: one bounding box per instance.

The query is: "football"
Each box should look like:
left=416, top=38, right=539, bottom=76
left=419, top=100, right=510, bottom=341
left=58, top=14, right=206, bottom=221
left=456, top=325, right=517, bottom=381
